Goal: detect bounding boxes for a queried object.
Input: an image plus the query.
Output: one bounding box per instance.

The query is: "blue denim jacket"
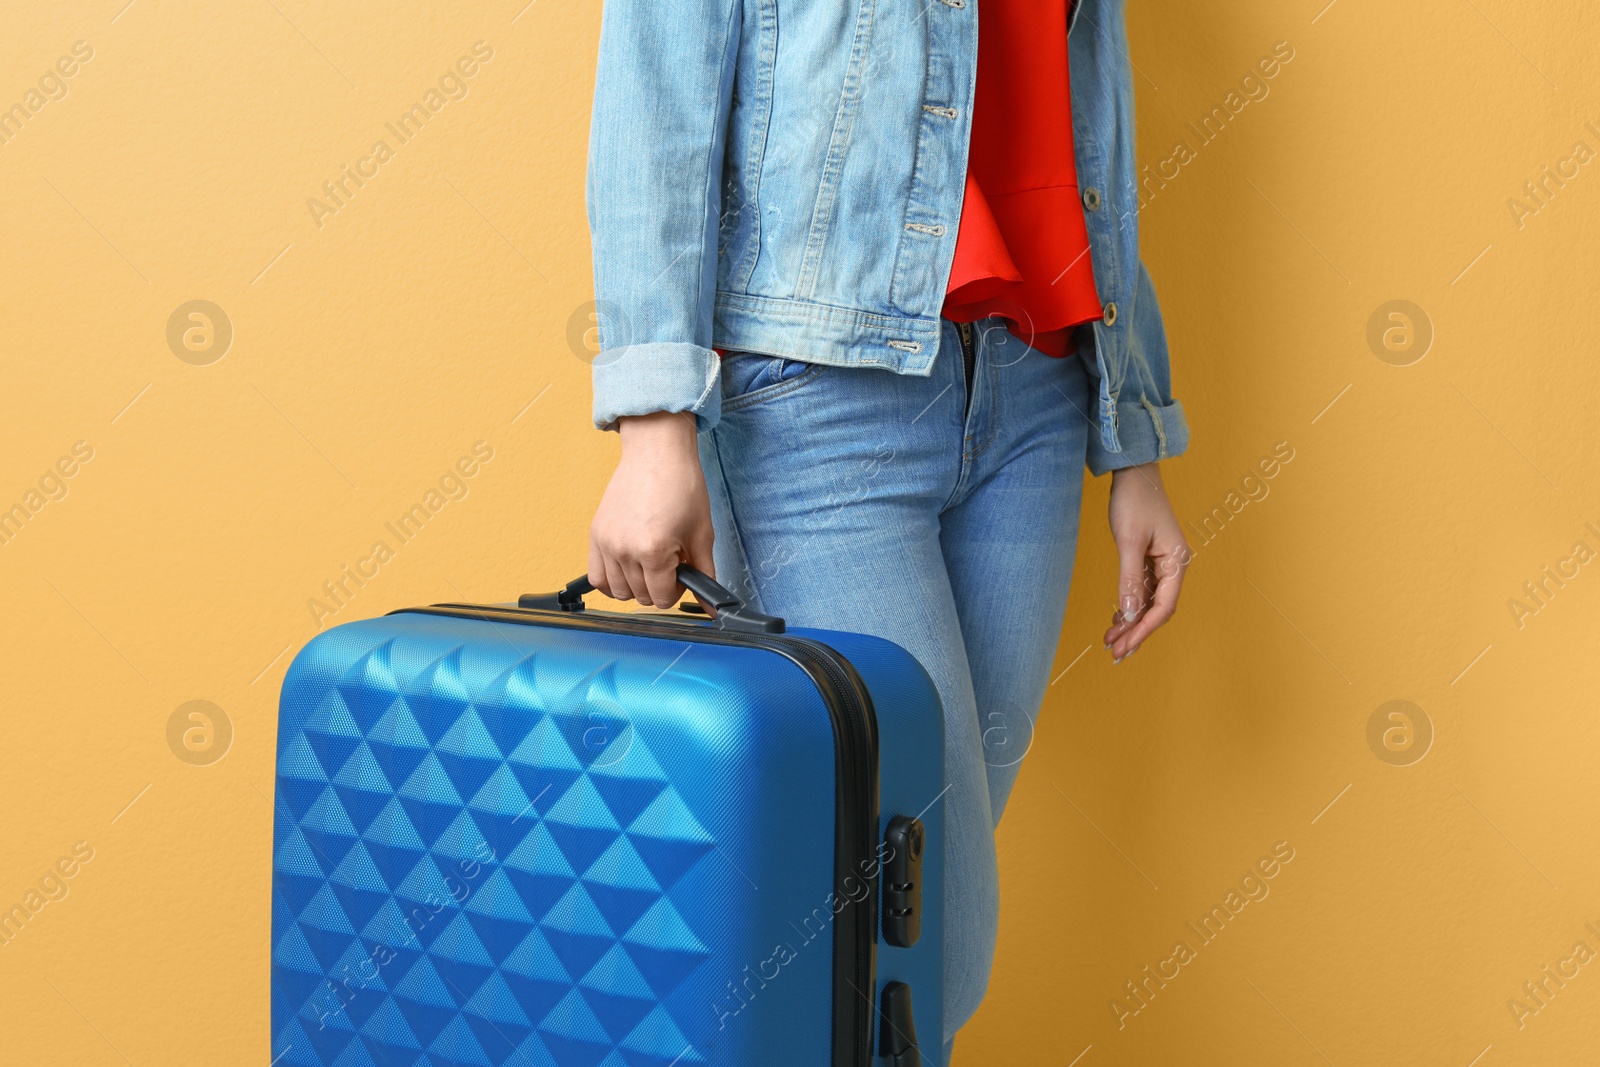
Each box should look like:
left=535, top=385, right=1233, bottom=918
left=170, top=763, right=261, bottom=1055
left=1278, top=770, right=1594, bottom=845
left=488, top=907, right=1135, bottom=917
left=587, top=0, right=1188, bottom=474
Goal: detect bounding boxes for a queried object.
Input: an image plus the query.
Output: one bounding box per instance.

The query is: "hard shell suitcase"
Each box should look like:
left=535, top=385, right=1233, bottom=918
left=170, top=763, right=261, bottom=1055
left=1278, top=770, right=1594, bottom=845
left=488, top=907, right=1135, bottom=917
left=270, top=565, right=945, bottom=1067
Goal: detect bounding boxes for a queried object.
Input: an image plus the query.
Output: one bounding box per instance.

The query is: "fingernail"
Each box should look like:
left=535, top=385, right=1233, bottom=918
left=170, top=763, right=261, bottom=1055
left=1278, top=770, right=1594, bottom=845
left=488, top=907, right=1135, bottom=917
left=1121, top=596, right=1138, bottom=622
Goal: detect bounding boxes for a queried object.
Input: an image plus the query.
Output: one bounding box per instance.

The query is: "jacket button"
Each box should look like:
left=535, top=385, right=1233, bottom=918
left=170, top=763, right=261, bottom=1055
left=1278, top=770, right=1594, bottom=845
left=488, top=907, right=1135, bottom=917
left=1082, top=187, right=1101, bottom=212
left=1102, top=302, right=1118, bottom=326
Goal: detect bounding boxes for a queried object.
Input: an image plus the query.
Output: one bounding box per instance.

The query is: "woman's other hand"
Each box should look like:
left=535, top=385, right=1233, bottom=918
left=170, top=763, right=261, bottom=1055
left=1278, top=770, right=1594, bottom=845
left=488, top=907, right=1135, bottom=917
left=589, top=411, right=714, bottom=607
left=1103, top=461, right=1189, bottom=663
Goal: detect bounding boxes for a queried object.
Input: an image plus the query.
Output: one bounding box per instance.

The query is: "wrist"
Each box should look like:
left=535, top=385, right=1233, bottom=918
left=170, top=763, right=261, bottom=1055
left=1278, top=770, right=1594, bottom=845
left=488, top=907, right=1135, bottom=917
left=617, top=411, right=698, bottom=454
left=1111, top=461, right=1162, bottom=486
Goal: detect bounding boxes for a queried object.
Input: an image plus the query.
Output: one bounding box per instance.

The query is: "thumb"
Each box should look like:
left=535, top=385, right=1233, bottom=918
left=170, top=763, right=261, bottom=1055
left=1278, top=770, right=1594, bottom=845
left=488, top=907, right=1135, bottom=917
left=1116, top=531, right=1151, bottom=623
left=683, top=524, right=718, bottom=614
left=685, top=524, right=716, bottom=582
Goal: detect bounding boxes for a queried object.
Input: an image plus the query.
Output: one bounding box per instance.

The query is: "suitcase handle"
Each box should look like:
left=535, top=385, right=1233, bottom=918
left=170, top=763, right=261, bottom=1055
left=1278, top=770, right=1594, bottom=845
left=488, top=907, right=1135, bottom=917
left=519, top=564, right=786, bottom=634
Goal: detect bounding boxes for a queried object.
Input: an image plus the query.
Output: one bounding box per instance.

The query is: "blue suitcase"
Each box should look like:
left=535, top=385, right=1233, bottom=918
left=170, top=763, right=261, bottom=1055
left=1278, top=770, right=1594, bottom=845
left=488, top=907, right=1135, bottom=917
left=271, top=566, right=945, bottom=1067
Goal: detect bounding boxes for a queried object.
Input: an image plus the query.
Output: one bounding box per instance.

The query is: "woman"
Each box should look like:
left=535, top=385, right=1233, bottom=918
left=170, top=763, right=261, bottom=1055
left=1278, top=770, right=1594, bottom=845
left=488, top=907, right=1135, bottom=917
left=583, top=0, right=1190, bottom=1057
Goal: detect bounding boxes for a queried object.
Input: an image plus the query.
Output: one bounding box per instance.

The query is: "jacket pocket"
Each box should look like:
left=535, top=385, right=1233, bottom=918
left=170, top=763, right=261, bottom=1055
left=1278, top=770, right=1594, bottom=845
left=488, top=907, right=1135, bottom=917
left=719, top=352, right=823, bottom=409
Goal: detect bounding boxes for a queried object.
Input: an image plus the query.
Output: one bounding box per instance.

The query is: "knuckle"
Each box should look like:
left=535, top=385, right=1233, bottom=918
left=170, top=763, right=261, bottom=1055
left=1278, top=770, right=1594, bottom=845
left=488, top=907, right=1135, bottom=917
left=637, top=539, right=676, bottom=562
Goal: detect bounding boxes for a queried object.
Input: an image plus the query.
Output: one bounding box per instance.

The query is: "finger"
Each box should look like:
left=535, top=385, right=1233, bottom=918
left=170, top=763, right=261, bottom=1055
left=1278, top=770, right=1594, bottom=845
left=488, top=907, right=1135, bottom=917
left=1105, top=538, right=1152, bottom=648
left=603, top=556, right=634, bottom=603
left=1115, top=531, right=1154, bottom=625
left=641, top=551, right=684, bottom=610
left=686, top=524, right=715, bottom=582
left=1112, top=552, right=1187, bottom=659
left=683, top=524, right=717, bottom=614
left=1104, top=605, right=1135, bottom=647
left=588, top=538, right=611, bottom=599
left=1108, top=557, right=1157, bottom=639
left=621, top=557, right=653, bottom=606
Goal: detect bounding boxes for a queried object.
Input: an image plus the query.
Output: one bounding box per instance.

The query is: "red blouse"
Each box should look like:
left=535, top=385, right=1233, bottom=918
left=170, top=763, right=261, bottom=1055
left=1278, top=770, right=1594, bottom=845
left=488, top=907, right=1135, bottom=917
left=942, top=0, right=1102, bottom=358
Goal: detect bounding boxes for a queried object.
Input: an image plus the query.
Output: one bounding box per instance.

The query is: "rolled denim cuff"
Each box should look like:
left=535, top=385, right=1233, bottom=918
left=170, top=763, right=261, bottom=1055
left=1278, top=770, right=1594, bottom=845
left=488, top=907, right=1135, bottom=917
left=1086, top=395, right=1190, bottom=476
left=591, top=342, right=722, bottom=432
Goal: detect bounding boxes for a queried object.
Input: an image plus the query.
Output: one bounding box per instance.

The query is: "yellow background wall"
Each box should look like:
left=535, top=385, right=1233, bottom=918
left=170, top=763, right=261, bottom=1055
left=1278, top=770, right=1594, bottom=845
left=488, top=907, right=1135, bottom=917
left=1, top=1, right=1596, bottom=1063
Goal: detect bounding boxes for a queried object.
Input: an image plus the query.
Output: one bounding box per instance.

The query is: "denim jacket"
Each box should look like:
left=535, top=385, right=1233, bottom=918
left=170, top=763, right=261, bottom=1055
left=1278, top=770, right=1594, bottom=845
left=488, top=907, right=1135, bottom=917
left=586, top=0, right=1188, bottom=474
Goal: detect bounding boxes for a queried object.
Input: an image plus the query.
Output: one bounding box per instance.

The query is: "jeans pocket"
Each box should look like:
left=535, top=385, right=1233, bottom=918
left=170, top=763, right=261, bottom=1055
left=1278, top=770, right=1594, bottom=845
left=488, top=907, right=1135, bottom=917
left=719, top=352, right=820, bottom=408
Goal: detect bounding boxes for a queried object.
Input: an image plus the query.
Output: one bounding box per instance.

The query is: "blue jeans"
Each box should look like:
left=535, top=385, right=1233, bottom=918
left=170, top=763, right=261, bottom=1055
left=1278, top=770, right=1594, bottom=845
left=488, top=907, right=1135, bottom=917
left=698, top=316, right=1093, bottom=1058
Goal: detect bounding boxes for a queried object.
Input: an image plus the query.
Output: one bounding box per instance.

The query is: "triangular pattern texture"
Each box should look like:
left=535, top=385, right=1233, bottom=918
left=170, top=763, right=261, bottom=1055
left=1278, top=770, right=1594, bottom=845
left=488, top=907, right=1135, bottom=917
left=274, top=640, right=719, bottom=1065
left=336, top=641, right=399, bottom=732
left=621, top=1005, right=707, bottom=1065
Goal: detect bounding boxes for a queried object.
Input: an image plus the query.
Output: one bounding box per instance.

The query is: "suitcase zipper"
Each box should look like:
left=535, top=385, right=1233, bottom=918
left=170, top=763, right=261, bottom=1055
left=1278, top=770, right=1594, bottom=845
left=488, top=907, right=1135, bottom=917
left=393, top=603, right=882, bottom=1067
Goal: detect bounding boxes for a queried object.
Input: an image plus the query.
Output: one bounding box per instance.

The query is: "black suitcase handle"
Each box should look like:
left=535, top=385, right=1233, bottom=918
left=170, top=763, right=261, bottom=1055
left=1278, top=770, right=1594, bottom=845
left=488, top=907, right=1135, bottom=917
left=519, top=563, right=786, bottom=634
